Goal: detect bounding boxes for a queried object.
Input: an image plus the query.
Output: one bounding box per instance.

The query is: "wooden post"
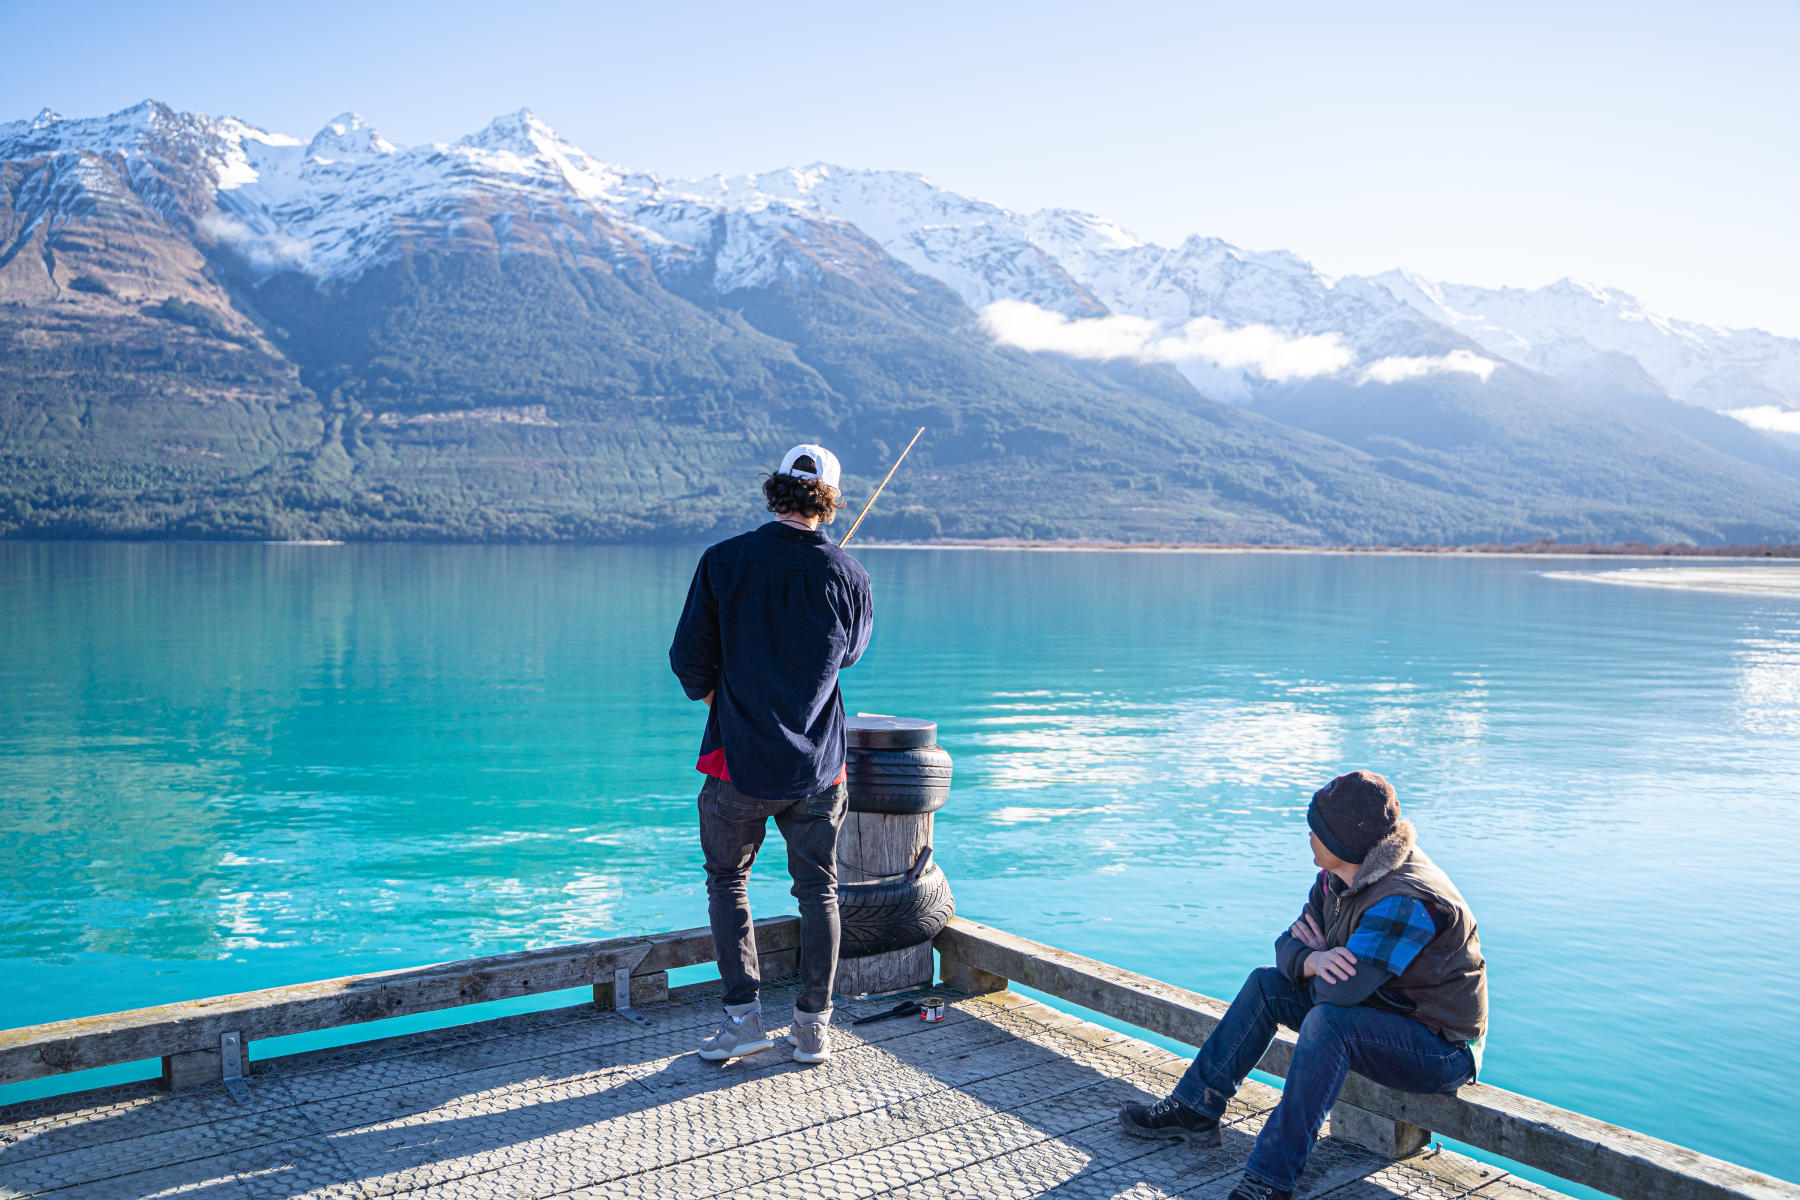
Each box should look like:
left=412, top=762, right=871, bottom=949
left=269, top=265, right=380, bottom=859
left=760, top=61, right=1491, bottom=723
left=939, top=951, right=1006, bottom=996
left=160, top=1046, right=222, bottom=1091
left=758, top=947, right=800, bottom=981
left=591, top=970, right=669, bottom=1011
left=1331, top=1101, right=1431, bottom=1159
left=839, top=943, right=934, bottom=997
left=835, top=715, right=954, bottom=999
left=836, top=808, right=936, bottom=996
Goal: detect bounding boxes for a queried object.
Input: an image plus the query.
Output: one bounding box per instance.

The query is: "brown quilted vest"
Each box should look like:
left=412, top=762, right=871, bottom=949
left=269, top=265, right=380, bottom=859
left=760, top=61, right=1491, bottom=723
left=1322, top=846, right=1488, bottom=1048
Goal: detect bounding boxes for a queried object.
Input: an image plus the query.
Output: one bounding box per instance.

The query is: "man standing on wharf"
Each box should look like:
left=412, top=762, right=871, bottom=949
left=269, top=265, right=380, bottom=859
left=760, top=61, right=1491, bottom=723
left=668, top=444, right=874, bottom=1066
left=1118, top=771, right=1487, bottom=1200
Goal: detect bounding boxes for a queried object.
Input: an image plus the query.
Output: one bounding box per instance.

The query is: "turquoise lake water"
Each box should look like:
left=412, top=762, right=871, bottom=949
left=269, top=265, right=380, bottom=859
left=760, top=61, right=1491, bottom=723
left=2, top=542, right=1797, bottom=1187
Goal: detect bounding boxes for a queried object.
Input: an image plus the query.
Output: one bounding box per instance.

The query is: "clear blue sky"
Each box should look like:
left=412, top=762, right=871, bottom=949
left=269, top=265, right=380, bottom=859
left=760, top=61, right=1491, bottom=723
left=5, top=0, right=1796, bottom=336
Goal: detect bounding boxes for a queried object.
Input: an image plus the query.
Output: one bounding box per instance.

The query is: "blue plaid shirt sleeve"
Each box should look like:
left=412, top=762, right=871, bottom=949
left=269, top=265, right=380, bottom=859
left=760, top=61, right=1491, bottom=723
left=1345, top=894, right=1436, bottom=977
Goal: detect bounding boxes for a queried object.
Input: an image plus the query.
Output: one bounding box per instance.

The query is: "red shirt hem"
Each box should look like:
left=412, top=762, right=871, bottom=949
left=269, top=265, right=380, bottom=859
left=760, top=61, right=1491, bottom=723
left=696, top=749, right=844, bottom=787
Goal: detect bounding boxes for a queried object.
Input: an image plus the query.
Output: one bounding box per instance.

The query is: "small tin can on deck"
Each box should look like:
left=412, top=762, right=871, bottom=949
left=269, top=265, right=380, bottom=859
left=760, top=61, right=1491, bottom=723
left=920, top=996, right=946, bottom=1022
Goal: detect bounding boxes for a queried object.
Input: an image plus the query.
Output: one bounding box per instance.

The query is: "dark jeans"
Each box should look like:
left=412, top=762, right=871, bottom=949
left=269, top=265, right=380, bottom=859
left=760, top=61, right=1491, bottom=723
left=698, top=774, right=847, bottom=1014
left=1173, top=966, right=1474, bottom=1192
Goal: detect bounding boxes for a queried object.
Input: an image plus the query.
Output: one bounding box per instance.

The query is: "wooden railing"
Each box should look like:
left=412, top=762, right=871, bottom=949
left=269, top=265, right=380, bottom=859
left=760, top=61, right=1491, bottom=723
left=0, top=917, right=800, bottom=1090
left=934, top=916, right=1798, bottom=1200
left=4, top=914, right=1795, bottom=1200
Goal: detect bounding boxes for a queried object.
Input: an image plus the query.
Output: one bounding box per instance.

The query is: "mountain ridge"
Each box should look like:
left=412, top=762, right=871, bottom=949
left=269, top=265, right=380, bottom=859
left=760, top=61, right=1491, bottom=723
left=9, top=102, right=1796, bottom=413
left=3, top=101, right=1798, bottom=546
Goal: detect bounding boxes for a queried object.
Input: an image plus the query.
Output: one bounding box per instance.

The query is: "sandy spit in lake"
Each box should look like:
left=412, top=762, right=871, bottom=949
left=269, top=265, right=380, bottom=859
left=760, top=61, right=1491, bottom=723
left=1544, top=566, right=1800, bottom=596
left=858, top=542, right=1791, bottom=563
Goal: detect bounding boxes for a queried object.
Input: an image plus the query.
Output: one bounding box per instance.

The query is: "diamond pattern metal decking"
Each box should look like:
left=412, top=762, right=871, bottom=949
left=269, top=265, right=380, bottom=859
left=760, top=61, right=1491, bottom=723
left=0, top=982, right=1567, bottom=1200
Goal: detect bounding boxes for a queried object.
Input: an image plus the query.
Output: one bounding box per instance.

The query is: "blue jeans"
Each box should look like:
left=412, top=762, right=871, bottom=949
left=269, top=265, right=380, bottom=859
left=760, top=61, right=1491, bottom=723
left=1172, top=966, right=1474, bottom=1192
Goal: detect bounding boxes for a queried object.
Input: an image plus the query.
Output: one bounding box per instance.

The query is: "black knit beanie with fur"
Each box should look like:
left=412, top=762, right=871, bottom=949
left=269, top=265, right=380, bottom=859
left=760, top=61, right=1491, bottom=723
left=1307, top=770, right=1400, bottom=864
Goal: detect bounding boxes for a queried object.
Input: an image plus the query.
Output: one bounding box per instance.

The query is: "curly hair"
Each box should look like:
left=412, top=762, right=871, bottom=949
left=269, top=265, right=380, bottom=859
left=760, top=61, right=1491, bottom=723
left=762, top=472, right=845, bottom=522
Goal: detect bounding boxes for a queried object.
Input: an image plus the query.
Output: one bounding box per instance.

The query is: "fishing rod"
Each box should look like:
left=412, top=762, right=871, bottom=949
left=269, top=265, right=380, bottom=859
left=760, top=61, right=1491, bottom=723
left=839, top=426, right=925, bottom=547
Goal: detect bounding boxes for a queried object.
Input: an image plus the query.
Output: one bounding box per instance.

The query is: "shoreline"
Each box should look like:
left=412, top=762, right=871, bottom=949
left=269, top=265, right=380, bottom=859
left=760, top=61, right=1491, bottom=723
left=5, top=536, right=1798, bottom=559
left=854, top=539, right=1800, bottom=560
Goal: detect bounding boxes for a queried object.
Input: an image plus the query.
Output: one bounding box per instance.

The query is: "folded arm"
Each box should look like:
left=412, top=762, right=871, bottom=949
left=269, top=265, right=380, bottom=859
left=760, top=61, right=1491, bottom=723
left=1274, top=872, right=1330, bottom=986
left=1309, top=893, right=1437, bottom=1007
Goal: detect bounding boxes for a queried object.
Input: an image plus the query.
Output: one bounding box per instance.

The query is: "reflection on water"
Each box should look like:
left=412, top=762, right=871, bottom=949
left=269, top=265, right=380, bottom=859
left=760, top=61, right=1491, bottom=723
left=966, top=697, right=1347, bottom=794
left=1735, top=625, right=1800, bottom=737
left=2, top=544, right=1798, bottom=1184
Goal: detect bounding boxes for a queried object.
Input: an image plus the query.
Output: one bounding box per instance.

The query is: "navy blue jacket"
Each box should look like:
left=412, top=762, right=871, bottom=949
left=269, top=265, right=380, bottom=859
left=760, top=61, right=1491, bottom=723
left=670, top=522, right=874, bottom=801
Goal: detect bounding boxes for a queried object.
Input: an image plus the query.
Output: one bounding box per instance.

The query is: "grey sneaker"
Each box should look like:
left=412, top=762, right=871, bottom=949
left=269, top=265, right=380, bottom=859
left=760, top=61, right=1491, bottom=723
left=787, top=1006, right=833, bottom=1064
left=698, top=1003, right=773, bottom=1061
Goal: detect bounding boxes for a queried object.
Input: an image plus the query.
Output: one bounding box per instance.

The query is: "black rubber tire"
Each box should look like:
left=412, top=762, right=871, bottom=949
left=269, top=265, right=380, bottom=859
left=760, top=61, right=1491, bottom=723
left=847, top=744, right=953, bottom=813
left=845, top=785, right=949, bottom=815
left=838, top=862, right=955, bottom=958
left=848, top=762, right=954, bottom=780
left=847, top=775, right=950, bottom=790
left=848, top=773, right=952, bottom=791
left=849, top=746, right=953, bottom=772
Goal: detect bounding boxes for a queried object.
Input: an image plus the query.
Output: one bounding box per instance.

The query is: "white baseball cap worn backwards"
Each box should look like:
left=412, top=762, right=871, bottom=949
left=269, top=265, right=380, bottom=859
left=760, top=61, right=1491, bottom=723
left=778, top=443, right=841, bottom=490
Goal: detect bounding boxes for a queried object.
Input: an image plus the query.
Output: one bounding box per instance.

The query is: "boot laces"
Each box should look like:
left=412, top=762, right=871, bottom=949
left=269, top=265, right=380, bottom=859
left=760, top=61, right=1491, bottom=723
left=1149, top=1096, right=1187, bottom=1119
left=1235, top=1179, right=1279, bottom=1200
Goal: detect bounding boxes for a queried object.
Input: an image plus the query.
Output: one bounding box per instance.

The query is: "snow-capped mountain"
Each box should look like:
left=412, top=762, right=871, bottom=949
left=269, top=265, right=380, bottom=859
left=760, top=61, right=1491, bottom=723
left=672, top=166, right=1109, bottom=316
left=671, top=166, right=1485, bottom=403
left=8, top=100, right=1794, bottom=432
left=2, top=102, right=935, bottom=304
left=1362, top=272, right=1800, bottom=428
left=658, top=163, right=1800, bottom=428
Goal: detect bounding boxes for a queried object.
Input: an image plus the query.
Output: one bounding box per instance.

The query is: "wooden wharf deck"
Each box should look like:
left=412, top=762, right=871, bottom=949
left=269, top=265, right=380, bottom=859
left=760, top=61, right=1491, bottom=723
left=2, top=918, right=1794, bottom=1200
left=1, top=980, right=1552, bottom=1200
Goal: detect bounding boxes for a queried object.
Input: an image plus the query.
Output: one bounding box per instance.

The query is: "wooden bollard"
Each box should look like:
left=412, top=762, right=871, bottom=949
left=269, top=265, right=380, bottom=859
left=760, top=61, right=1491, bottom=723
left=835, top=715, right=955, bottom=998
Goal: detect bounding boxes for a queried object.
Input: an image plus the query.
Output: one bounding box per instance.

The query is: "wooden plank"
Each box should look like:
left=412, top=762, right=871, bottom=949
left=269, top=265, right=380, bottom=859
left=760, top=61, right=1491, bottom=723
left=639, top=915, right=800, bottom=973
left=0, top=917, right=799, bottom=1086
left=934, top=917, right=1800, bottom=1200
left=1329, top=1079, right=1800, bottom=1200
left=1473, top=1174, right=1574, bottom=1199
left=935, top=917, right=1251, bottom=1055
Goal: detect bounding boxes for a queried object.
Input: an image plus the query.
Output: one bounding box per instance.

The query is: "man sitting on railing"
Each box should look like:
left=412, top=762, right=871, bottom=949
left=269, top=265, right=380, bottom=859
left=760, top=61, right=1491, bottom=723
left=1118, top=770, right=1488, bottom=1200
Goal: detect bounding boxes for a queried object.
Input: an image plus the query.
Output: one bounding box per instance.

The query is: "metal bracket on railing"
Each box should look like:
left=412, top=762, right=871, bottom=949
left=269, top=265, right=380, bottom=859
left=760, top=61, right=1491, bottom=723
left=611, top=946, right=653, bottom=1028
left=219, top=1031, right=253, bottom=1106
